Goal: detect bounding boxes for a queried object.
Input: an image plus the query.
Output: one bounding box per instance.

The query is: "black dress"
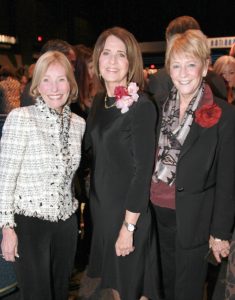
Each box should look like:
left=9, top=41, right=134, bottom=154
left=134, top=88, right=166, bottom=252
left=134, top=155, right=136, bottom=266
left=85, top=92, right=160, bottom=300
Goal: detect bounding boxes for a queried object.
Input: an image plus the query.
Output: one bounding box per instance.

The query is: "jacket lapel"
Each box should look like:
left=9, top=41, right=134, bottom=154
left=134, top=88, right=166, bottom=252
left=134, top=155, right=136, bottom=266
left=178, top=83, right=215, bottom=161
left=178, top=121, right=206, bottom=161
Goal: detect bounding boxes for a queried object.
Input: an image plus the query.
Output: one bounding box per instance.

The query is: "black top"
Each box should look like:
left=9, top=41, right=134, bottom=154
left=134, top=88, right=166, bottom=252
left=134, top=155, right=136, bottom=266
left=85, top=92, right=160, bottom=300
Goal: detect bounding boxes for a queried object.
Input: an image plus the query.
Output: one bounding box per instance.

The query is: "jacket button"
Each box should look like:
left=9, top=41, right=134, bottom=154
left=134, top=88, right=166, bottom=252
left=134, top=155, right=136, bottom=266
left=177, top=187, right=184, bottom=192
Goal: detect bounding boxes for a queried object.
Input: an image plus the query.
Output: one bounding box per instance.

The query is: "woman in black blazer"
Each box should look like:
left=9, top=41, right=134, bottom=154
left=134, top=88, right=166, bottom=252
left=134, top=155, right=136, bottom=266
left=150, top=29, right=235, bottom=300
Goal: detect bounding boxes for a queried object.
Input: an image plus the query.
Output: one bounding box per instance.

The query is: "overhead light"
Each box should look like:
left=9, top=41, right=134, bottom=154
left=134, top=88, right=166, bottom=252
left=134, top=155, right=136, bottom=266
left=37, top=35, right=43, bottom=42
left=0, top=35, right=17, bottom=45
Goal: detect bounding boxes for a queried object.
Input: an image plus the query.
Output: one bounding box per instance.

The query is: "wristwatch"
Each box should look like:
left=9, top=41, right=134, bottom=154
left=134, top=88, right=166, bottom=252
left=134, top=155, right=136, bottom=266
left=123, top=221, right=136, bottom=232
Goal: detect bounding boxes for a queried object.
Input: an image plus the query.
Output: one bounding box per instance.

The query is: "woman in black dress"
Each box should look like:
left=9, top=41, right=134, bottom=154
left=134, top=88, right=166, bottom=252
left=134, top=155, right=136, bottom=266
left=85, top=27, right=160, bottom=300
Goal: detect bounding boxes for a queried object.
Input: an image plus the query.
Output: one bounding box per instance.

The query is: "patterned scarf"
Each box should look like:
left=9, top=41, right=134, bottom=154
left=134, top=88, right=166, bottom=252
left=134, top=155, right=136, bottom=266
left=35, top=96, right=71, bottom=147
left=35, top=96, right=73, bottom=193
left=153, top=82, right=204, bottom=186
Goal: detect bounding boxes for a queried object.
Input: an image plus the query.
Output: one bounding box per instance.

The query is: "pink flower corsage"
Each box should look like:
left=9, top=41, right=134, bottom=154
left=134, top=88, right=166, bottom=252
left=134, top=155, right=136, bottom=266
left=114, top=82, right=139, bottom=114
left=195, top=103, right=222, bottom=128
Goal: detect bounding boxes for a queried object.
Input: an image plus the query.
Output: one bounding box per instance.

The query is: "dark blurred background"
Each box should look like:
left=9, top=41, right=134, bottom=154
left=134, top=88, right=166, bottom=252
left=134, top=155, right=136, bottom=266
left=0, top=0, right=234, bottom=67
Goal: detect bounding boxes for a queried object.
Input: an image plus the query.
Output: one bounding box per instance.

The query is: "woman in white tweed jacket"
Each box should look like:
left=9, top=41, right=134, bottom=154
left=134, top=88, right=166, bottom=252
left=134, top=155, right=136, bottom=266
left=0, top=51, right=85, bottom=300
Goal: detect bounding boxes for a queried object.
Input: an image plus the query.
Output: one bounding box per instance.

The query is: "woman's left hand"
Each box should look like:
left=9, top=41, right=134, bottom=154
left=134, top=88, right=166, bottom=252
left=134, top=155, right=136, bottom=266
left=209, top=235, right=230, bottom=262
left=115, top=225, right=135, bottom=257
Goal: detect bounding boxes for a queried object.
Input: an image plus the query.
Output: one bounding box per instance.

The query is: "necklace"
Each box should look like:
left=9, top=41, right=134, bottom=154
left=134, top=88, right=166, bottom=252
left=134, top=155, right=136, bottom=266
left=104, top=94, right=116, bottom=109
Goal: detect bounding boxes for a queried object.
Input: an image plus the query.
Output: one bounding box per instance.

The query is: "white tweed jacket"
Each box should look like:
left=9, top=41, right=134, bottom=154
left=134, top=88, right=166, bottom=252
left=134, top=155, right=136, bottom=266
left=0, top=100, right=86, bottom=227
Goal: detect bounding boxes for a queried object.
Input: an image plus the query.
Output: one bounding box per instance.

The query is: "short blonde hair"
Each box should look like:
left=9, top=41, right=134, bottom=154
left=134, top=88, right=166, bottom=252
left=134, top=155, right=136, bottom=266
left=92, top=27, right=144, bottom=90
left=165, top=29, right=210, bottom=73
left=213, top=55, right=235, bottom=75
left=30, top=51, right=78, bottom=104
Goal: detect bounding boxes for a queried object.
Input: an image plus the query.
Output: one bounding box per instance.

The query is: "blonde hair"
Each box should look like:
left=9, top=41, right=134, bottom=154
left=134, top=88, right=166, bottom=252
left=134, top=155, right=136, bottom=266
left=213, top=55, right=235, bottom=75
left=30, top=51, right=78, bottom=104
left=230, top=43, right=235, bottom=58
left=165, top=29, right=210, bottom=73
left=92, top=26, right=144, bottom=90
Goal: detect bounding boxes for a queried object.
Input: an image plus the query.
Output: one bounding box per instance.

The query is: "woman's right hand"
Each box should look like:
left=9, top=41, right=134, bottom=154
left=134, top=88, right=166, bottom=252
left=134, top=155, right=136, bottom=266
left=1, top=227, right=19, bottom=262
left=209, top=235, right=230, bottom=263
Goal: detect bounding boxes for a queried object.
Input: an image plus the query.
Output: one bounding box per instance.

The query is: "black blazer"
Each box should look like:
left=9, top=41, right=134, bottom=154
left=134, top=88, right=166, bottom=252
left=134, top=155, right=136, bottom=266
left=172, top=97, right=235, bottom=249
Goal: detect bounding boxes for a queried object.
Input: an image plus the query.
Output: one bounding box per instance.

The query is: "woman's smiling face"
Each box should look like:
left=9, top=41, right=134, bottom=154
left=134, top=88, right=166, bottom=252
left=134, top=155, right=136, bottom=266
left=170, top=53, right=208, bottom=101
left=99, top=35, right=129, bottom=88
left=38, top=62, right=70, bottom=113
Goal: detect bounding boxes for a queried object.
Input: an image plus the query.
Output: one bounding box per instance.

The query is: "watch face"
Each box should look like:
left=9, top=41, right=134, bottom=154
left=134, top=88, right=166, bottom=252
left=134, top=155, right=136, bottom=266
left=124, top=221, right=136, bottom=232
left=127, top=224, right=135, bottom=232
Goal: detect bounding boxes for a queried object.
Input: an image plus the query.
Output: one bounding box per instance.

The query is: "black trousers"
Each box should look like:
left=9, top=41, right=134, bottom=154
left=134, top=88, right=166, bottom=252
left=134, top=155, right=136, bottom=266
left=152, top=205, right=208, bottom=300
left=14, top=214, right=78, bottom=300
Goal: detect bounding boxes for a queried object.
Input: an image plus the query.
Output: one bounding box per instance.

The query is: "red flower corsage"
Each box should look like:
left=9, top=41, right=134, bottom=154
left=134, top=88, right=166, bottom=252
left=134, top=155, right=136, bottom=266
left=195, top=103, right=222, bottom=128
left=114, top=86, right=129, bottom=99
left=113, top=82, right=139, bottom=114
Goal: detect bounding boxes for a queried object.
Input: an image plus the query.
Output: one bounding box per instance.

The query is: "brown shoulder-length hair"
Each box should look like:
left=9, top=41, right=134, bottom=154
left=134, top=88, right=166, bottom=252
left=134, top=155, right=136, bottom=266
left=165, top=29, right=210, bottom=74
left=92, top=26, right=144, bottom=90
left=30, top=51, right=78, bottom=104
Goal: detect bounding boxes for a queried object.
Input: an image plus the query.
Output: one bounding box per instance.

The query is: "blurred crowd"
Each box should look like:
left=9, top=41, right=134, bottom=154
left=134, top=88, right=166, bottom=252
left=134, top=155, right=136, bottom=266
left=0, top=40, right=234, bottom=116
